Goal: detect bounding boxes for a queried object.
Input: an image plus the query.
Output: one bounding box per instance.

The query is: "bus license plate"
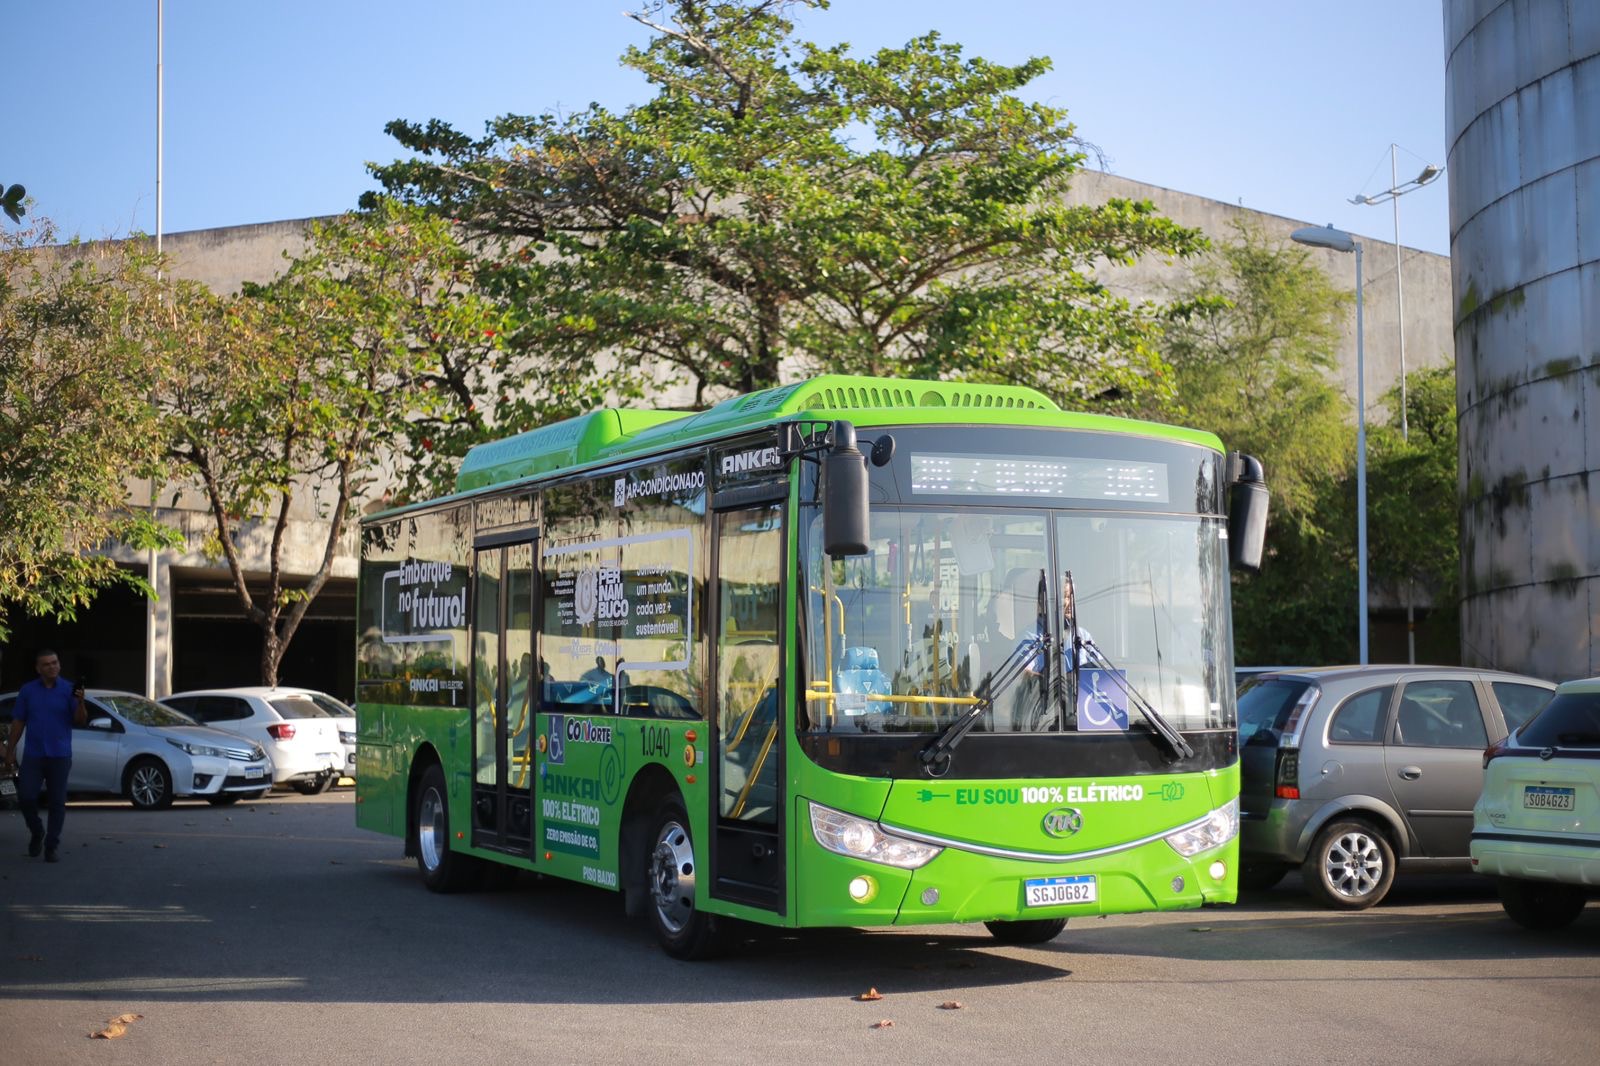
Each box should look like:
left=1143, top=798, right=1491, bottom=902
left=1024, top=875, right=1096, bottom=907
left=1524, top=786, right=1575, bottom=811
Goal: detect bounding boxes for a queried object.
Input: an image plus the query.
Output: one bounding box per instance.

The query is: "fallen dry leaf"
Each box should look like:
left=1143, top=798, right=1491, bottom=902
left=88, top=1012, right=144, bottom=1039
left=869, top=1019, right=895, bottom=1029
left=855, top=987, right=883, bottom=1001
left=1190, top=926, right=1212, bottom=933
left=938, top=1001, right=964, bottom=1010
left=18, top=954, right=43, bottom=962
left=152, top=844, right=167, bottom=849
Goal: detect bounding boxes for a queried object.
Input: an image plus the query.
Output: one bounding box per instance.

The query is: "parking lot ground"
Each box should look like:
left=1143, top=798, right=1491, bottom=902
left=2, top=791, right=1597, bottom=1065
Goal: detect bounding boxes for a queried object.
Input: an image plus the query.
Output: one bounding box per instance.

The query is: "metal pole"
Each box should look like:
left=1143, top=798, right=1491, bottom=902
left=1391, top=145, right=1408, bottom=442
left=1355, top=241, right=1369, bottom=665
left=146, top=0, right=163, bottom=698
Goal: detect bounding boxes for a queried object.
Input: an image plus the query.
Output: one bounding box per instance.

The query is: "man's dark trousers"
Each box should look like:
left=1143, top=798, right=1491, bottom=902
left=18, top=756, right=71, bottom=852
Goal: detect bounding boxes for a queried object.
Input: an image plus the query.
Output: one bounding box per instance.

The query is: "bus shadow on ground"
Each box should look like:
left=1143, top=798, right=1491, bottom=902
left=3, top=808, right=1596, bottom=1007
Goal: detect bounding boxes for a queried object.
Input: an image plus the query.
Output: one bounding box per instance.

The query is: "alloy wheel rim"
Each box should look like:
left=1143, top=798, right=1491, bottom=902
left=419, top=787, right=445, bottom=871
left=1325, top=831, right=1383, bottom=898
left=649, top=819, right=696, bottom=934
left=131, top=766, right=164, bottom=807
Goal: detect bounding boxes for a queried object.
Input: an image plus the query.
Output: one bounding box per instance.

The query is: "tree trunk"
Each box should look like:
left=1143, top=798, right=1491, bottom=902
left=259, top=625, right=281, bottom=688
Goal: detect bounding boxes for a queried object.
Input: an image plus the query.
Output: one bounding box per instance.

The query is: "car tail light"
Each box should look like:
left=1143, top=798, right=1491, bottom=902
left=1483, top=735, right=1510, bottom=769
left=267, top=723, right=296, bottom=740
left=1274, top=747, right=1300, bottom=800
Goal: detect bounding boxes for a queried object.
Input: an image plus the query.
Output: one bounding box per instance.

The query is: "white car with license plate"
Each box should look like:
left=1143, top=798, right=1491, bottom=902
left=1472, top=676, right=1600, bottom=929
left=0, top=689, right=271, bottom=809
left=161, top=687, right=347, bottom=794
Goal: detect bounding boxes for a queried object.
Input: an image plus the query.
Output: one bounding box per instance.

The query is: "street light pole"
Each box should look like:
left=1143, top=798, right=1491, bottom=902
left=1350, top=147, right=1443, bottom=441
left=1291, top=225, right=1368, bottom=664
left=1351, top=148, right=1441, bottom=664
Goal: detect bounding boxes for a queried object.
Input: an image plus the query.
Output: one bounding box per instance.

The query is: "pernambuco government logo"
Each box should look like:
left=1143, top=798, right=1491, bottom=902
left=573, top=568, right=599, bottom=624
left=1041, top=807, right=1083, bottom=838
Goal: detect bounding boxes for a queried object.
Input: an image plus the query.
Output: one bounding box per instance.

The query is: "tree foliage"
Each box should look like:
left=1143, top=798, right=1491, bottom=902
left=1, top=183, right=24, bottom=224
left=1155, top=220, right=1352, bottom=531
left=369, top=0, right=1204, bottom=434
left=0, top=218, right=177, bottom=640
left=156, top=202, right=506, bottom=684
left=1151, top=220, right=1359, bottom=665
left=1367, top=365, right=1459, bottom=602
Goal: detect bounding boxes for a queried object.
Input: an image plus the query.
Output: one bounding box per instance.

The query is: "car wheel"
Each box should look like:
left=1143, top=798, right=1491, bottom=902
left=984, top=917, right=1068, bottom=944
left=125, top=758, right=174, bottom=811
left=645, top=799, right=727, bottom=959
left=206, top=795, right=241, bottom=806
left=294, top=773, right=335, bottom=796
left=1302, top=819, right=1395, bottom=910
left=414, top=764, right=478, bottom=893
left=1497, top=877, right=1587, bottom=930
left=1240, top=863, right=1289, bottom=892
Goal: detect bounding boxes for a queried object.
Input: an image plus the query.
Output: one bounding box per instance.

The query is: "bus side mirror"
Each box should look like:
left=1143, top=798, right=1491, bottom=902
left=1227, top=452, right=1269, bottom=572
left=824, top=420, right=870, bottom=557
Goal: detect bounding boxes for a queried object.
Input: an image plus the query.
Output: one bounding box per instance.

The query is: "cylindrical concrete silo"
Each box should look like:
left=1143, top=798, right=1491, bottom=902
left=1447, top=1, right=1600, bottom=680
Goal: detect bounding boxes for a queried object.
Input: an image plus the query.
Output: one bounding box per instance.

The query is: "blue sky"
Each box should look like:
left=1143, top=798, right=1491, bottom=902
left=8, top=1, right=1450, bottom=254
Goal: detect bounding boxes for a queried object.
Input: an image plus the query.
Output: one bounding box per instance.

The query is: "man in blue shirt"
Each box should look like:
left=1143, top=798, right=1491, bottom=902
left=3, top=649, right=86, bottom=862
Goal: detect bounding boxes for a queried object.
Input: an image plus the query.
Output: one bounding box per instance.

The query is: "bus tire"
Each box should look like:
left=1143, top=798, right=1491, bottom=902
left=645, top=799, right=726, bottom=960
left=414, top=764, right=478, bottom=893
left=984, top=917, right=1068, bottom=945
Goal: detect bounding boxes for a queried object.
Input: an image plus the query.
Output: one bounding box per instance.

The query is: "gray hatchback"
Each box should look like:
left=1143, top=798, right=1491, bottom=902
left=1238, top=666, right=1555, bottom=909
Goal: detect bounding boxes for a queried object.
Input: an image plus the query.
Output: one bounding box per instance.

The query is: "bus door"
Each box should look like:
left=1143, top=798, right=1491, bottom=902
left=471, top=534, right=537, bottom=856
left=709, top=502, right=786, bottom=912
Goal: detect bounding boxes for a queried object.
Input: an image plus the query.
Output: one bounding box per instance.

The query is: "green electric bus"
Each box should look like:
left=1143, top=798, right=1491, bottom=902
left=354, top=374, right=1268, bottom=957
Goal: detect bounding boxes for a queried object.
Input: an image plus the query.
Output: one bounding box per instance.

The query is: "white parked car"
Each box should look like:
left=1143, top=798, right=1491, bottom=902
left=161, top=687, right=346, bottom=794
left=295, top=689, right=357, bottom=782
left=1472, top=676, right=1600, bottom=929
left=0, top=689, right=271, bottom=809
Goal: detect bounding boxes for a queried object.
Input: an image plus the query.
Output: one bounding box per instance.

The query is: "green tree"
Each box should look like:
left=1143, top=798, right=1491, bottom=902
left=157, top=202, right=507, bottom=685
left=1367, top=365, right=1459, bottom=654
left=1152, top=220, right=1358, bottom=665
left=1, top=183, right=24, bottom=224
left=0, top=218, right=177, bottom=640
left=369, top=0, right=1204, bottom=427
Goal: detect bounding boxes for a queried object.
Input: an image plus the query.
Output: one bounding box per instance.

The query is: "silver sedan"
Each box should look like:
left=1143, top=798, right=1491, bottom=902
left=2, top=689, right=272, bottom=810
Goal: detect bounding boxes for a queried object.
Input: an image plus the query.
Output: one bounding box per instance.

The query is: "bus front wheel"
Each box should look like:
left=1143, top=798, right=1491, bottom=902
left=414, top=764, right=478, bottom=893
left=984, top=917, right=1068, bottom=945
left=645, top=800, right=726, bottom=960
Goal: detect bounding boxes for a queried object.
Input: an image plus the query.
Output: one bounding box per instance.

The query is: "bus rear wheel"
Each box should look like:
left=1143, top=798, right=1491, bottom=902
left=414, top=764, right=478, bottom=893
left=645, top=800, right=726, bottom=960
left=984, top=917, right=1068, bottom=944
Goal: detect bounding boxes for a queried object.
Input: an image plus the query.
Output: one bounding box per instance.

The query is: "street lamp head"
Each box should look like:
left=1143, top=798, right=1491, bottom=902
left=1349, top=194, right=1371, bottom=205
left=1290, top=225, right=1357, bottom=254
left=1413, top=163, right=1442, bottom=186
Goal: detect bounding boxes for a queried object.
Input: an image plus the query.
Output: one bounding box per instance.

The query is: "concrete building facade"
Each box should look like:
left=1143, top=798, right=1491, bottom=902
left=0, top=178, right=1453, bottom=697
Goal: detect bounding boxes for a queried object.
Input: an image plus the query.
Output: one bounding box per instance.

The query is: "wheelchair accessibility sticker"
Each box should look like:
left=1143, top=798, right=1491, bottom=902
left=1077, top=669, right=1129, bottom=731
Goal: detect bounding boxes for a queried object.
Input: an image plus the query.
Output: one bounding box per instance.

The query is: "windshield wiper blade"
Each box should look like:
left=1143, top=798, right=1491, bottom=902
left=920, top=632, right=1048, bottom=777
left=1078, top=637, right=1195, bottom=761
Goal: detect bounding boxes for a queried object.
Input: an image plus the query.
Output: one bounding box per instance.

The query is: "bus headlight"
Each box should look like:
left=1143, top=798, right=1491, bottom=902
left=1164, top=798, right=1239, bottom=857
left=809, top=802, right=943, bottom=869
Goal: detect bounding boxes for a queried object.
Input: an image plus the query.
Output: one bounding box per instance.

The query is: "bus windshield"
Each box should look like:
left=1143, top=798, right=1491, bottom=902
left=799, top=506, right=1233, bottom=736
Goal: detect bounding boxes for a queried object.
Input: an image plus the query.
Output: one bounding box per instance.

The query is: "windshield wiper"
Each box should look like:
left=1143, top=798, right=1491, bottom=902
left=1077, top=636, right=1195, bottom=761
left=920, top=631, right=1048, bottom=777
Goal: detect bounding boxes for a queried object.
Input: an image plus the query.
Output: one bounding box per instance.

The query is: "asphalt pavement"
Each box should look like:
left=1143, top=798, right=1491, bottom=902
left=1, top=791, right=1596, bottom=1065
